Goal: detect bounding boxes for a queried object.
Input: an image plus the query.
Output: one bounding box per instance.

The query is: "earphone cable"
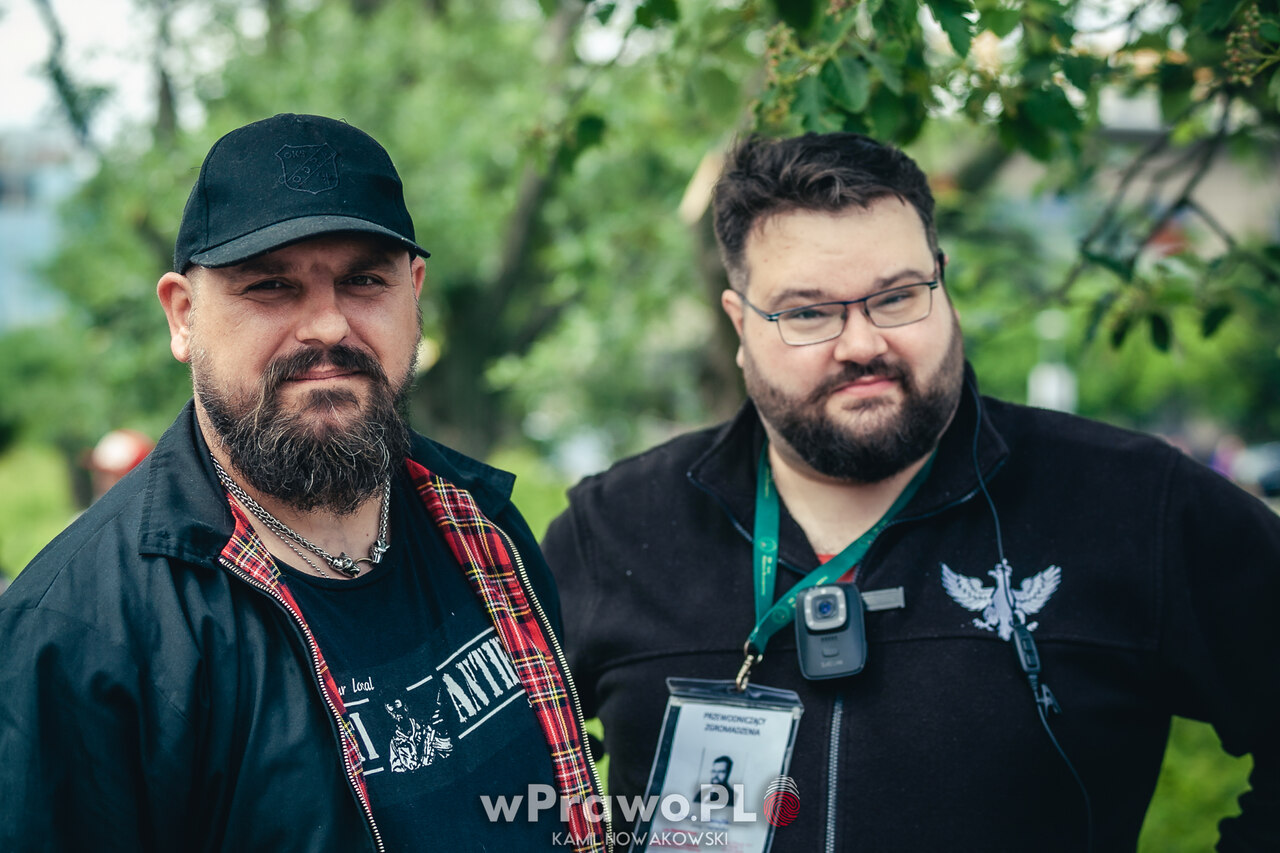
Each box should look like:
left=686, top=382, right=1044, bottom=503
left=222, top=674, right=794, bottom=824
left=967, top=376, right=1095, bottom=853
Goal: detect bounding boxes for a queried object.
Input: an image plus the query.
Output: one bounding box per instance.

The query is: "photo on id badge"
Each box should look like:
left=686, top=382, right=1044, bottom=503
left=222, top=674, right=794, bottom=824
left=637, top=680, right=802, bottom=853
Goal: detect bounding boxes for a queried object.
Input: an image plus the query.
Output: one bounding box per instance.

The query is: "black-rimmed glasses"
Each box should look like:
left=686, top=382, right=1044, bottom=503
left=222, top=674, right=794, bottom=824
left=739, top=280, right=940, bottom=346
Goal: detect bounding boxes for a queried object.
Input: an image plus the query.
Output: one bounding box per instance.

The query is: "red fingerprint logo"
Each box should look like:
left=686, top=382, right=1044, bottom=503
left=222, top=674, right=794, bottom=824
left=763, top=776, right=800, bottom=827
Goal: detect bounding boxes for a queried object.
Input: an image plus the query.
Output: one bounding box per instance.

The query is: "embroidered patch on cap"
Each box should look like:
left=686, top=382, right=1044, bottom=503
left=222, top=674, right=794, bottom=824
left=277, top=143, right=339, bottom=194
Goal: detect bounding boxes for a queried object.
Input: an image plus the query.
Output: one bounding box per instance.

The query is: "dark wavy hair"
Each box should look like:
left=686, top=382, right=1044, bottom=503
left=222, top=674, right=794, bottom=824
left=712, top=133, right=938, bottom=291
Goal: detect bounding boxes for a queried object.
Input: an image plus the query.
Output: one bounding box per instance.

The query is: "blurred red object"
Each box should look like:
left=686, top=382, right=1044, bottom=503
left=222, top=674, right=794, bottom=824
left=88, top=429, right=154, bottom=499
left=90, top=429, right=154, bottom=474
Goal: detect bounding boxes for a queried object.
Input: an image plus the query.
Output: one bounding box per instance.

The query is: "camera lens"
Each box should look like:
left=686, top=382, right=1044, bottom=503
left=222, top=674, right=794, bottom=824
left=804, top=589, right=846, bottom=632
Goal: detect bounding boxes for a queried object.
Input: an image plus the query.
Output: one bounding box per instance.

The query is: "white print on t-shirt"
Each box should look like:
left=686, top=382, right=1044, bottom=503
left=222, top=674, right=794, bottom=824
left=385, top=693, right=453, bottom=772
left=940, top=558, right=1061, bottom=641
left=341, top=627, right=526, bottom=777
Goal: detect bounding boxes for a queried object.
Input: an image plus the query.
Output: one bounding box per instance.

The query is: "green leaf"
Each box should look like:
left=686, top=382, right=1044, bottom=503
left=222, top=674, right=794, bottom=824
left=858, top=41, right=905, bottom=95
left=1061, top=54, right=1101, bottom=91
left=873, top=0, right=917, bottom=33
left=1022, top=55, right=1056, bottom=87
left=575, top=113, right=606, bottom=149
left=536, top=0, right=558, bottom=16
left=840, top=57, right=872, bottom=111
left=820, top=57, right=871, bottom=112
left=1083, top=248, right=1134, bottom=281
left=592, top=2, right=618, bottom=25
left=635, top=0, right=679, bottom=28
left=979, top=7, right=1020, bottom=38
left=1110, top=315, right=1132, bottom=348
left=1195, top=0, right=1243, bottom=32
left=688, top=66, right=740, bottom=120
left=1269, top=70, right=1280, bottom=112
left=997, top=113, right=1024, bottom=154
left=839, top=110, right=873, bottom=134
left=1148, top=312, right=1171, bottom=351
left=1084, top=291, right=1118, bottom=344
left=770, top=0, right=820, bottom=31
left=926, top=0, right=976, bottom=57
left=1048, top=13, right=1075, bottom=43
left=818, top=5, right=859, bottom=41
left=1158, top=62, right=1195, bottom=123
left=895, top=93, right=927, bottom=143
left=796, top=74, right=839, bottom=132
left=1010, top=117, right=1053, bottom=160
left=555, top=113, right=608, bottom=172
left=1262, top=21, right=1280, bottom=43
left=1201, top=303, right=1233, bottom=338
left=866, top=84, right=910, bottom=140
left=1130, top=32, right=1170, bottom=51
left=1022, top=85, right=1080, bottom=131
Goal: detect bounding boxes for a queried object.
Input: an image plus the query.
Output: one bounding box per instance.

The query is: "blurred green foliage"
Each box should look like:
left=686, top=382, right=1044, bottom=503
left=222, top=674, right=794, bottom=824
left=1139, top=717, right=1252, bottom=852
left=0, top=443, right=74, bottom=577
left=5, top=0, right=1280, bottom=468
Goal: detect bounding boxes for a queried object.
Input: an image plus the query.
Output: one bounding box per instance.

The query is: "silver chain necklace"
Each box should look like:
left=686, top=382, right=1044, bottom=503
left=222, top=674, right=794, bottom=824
left=212, top=456, right=390, bottom=578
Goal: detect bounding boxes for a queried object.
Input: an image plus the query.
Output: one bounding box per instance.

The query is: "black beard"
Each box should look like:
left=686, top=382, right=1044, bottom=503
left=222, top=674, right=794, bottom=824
left=747, top=332, right=964, bottom=484
left=196, top=344, right=412, bottom=515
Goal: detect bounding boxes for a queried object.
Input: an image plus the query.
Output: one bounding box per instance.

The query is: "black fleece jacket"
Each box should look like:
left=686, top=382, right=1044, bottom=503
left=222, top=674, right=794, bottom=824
left=543, top=372, right=1280, bottom=852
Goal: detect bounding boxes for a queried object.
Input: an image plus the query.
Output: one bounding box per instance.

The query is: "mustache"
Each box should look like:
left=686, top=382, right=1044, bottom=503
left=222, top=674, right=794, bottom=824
left=807, top=358, right=909, bottom=405
left=259, top=345, right=389, bottom=398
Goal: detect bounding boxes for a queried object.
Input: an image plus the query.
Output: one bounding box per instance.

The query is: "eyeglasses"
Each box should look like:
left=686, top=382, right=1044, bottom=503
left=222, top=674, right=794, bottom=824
left=739, top=280, right=941, bottom=346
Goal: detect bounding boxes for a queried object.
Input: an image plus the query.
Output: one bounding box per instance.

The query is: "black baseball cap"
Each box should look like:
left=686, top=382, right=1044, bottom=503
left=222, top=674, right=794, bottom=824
left=174, top=113, right=429, bottom=272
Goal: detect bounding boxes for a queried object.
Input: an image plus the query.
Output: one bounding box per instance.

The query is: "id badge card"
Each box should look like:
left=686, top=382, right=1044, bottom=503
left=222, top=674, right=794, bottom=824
left=630, top=678, right=803, bottom=853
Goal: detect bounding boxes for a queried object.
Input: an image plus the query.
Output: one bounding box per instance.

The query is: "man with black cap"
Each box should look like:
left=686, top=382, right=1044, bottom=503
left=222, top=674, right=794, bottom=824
left=0, top=114, right=606, bottom=852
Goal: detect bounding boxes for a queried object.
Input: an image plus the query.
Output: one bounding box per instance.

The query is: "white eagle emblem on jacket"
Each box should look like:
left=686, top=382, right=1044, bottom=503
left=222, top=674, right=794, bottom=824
left=941, top=559, right=1061, bottom=641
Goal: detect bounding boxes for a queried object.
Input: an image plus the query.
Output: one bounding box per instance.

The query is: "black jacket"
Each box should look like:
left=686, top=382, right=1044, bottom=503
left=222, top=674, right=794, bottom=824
left=543, top=374, right=1280, bottom=852
left=0, top=402, right=584, bottom=853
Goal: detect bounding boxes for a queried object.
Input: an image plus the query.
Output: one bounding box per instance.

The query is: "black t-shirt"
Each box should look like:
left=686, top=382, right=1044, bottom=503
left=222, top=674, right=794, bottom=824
left=280, top=471, right=566, bottom=851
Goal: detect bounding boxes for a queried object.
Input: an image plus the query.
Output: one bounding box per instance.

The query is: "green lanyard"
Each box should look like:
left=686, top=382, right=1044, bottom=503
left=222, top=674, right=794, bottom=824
left=746, top=445, right=934, bottom=658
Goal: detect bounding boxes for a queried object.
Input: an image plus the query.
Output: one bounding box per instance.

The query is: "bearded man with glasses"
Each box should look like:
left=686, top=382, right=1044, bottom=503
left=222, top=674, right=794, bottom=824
left=542, top=132, right=1280, bottom=852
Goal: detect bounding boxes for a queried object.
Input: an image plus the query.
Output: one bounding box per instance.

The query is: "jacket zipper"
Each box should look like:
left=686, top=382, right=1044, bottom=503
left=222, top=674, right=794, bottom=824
left=809, top=490, right=993, bottom=853
left=825, top=694, right=844, bottom=853
left=222, top=561, right=386, bottom=853
left=497, top=526, right=613, bottom=853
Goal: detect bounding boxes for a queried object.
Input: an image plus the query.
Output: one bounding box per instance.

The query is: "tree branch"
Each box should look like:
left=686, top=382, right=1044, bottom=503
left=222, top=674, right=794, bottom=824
left=1184, top=199, right=1237, bottom=250
left=1051, top=96, right=1211, bottom=299
left=510, top=299, right=572, bottom=355
left=490, top=1, right=587, bottom=308
left=153, top=1, right=178, bottom=144
left=32, top=0, right=102, bottom=156
left=1129, top=93, right=1232, bottom=262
